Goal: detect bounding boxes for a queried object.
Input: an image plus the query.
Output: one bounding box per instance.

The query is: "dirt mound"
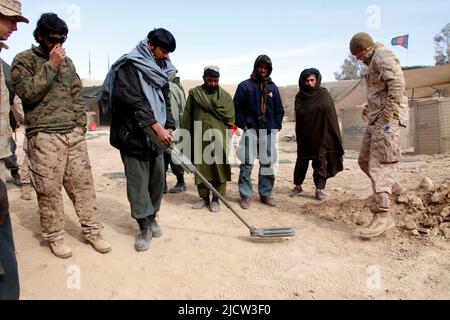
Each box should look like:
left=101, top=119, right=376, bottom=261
left=395, top=179, right=450, bottom=238
left=298, top=179, right=450, bottom=240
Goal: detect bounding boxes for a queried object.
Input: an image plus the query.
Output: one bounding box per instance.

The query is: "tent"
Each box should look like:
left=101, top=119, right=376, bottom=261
left=335, top=64, right=450, bottom=111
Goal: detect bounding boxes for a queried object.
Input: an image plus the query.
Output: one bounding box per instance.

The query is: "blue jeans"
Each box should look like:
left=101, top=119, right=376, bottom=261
left=237, top=130, right=277, bottom=198
left=0, top=214, right=20, bottom=300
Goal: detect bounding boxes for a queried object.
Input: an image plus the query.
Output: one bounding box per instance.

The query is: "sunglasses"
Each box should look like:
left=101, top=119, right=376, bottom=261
left=47, top=36, right=67, bottom=44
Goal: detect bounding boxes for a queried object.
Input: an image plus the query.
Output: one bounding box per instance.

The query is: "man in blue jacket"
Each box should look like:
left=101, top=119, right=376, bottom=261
left=234, top=55, right=285, bottom=209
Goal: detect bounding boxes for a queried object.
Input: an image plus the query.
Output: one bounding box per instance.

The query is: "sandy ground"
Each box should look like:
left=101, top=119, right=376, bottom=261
left=5, top=123, right=450, bottom=300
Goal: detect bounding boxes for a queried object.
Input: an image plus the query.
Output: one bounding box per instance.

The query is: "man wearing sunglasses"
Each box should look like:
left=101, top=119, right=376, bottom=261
left=11, top=13, right=111, bottom=259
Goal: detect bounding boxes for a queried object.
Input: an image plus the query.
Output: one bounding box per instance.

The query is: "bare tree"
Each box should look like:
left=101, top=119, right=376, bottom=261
left=434, top=23, right=450, bottom=65
left=334, top=54, right=365, bottom=80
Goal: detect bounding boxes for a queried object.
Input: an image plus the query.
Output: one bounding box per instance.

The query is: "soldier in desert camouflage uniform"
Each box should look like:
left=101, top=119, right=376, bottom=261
left=349, top=32, right=409, bottom=239
left=11, top=13, right=111, bottom=259
left=0, top=42, right=11, bottom=183
left=0, top=0, right=28, bottom=300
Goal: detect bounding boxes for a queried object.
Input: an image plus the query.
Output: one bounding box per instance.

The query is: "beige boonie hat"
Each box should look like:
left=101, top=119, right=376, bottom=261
left=0, top=0, right=29, bottom=23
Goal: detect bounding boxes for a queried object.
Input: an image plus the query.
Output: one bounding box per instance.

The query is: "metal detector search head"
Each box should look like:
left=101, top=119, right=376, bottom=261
left=250, top=228, right=296, bottom=238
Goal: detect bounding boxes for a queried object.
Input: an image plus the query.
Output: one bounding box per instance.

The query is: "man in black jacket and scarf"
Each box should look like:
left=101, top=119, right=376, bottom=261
left=290, top=68, right=344, bottom=201
left=105, top=28, right=177, bottom=252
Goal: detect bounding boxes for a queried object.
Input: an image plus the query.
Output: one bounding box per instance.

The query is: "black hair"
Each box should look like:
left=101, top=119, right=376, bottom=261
left=147, top=28, right=176, bottom=53
left=33, top=13, right=68, bottom=44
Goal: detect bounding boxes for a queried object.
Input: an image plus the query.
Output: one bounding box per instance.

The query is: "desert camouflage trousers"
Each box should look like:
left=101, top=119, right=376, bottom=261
left=19, top=136, right=31, bottom=184
left=358, top=123, right=401, bottom=213
left=27, top=128, right=103, bottom=242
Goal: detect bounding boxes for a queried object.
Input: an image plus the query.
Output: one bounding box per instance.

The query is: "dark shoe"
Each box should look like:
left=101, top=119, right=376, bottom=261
left=169, top=182, right=187, bottom=194
left=210, top=200, right=220, bottom=213
left=240, top=198, right=251, bottom=210
left=11, top=171, right=22, bottom=187
left=315, top=190, right=326, bottom=201
left=192, top=198, right=210, bottom=210
left=149, top=215, right=162, bottom=238
left=289, top=186, right=303, bottom=198
left=135, top=218, right=152, bottom=252
left=260, top=196, right=277, bottom=207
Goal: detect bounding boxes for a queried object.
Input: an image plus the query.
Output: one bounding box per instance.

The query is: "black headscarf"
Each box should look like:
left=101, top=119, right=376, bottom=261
left=298, top=68, right=323, bottom=100
left=250, top=55, right=273, bottom=120
left=294, top=68, right=344, bottom=178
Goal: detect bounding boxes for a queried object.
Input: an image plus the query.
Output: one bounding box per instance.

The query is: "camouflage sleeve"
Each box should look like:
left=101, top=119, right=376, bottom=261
left=11, top=96, right=25, bottom=125
left=11, top=56, right=58, bottom=107
left=375, top=51, right=406, bottom=122
left=68, top=59, right=87, bottom=126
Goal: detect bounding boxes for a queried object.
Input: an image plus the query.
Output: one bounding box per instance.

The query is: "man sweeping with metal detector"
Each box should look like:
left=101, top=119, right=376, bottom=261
left=146, top=128, right=296, bottom=239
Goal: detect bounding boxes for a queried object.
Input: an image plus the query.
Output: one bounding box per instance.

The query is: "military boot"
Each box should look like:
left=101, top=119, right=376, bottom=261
left=355, top=212, right=396, bottom=239
left=87, top=235, right=112, bottom=254
left=49, top=239, right=73, bottom=259
left=135, top=217, right=152, bottom=252
left=21, top=183, right=32, bottom=201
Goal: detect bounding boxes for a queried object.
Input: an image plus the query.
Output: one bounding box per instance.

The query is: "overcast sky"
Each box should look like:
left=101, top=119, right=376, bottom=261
left=2, top=0, right=449, bottom=85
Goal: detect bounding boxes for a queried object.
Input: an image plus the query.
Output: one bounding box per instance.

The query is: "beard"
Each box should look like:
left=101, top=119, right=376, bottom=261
left=203, top=84, right=218, bottom=94
left=39, top=43, right=54, bottom=57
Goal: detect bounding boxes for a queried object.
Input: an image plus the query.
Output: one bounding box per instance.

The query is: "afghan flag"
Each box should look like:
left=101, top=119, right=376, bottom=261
left=391, top=34, right=409, bottom=49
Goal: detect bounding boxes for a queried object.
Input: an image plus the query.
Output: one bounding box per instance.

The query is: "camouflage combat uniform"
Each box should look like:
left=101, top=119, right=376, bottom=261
left=358, top=43, right=408, bottom=213
left=10, top=96, right=31, bottom=184
left=11, top=45, right=103, bottom=242
left=0, top=43, right=12, bottom=183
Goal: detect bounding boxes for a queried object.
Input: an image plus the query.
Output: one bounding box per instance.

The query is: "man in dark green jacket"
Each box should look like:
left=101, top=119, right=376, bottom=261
left=182, top=66, right=235, bottom=213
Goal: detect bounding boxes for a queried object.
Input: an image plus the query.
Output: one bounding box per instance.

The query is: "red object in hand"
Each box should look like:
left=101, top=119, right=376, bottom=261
left=89, top=122, right=97, bottom=131
left=230, top=124, right=241, bottom=137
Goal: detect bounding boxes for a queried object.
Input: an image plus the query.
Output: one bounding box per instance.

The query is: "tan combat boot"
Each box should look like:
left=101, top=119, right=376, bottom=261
left=87, top=235, right=112, bottom=254
left=355, top=212, right=396, bottom=239
left=21, top=183, right=32, bottom=201
left=49, top=239, right=73, bottom=259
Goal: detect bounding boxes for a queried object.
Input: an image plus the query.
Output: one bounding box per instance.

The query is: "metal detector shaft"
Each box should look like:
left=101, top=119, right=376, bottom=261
left=145, top=127, right=255, bottom=232
left=145, top=128, right=295, bottom=238
left=172, top=148, right=256, bottom=232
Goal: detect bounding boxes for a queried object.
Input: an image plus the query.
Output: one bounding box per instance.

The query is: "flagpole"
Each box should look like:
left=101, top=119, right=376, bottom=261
left=406, top=49, right=409, bottom=67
